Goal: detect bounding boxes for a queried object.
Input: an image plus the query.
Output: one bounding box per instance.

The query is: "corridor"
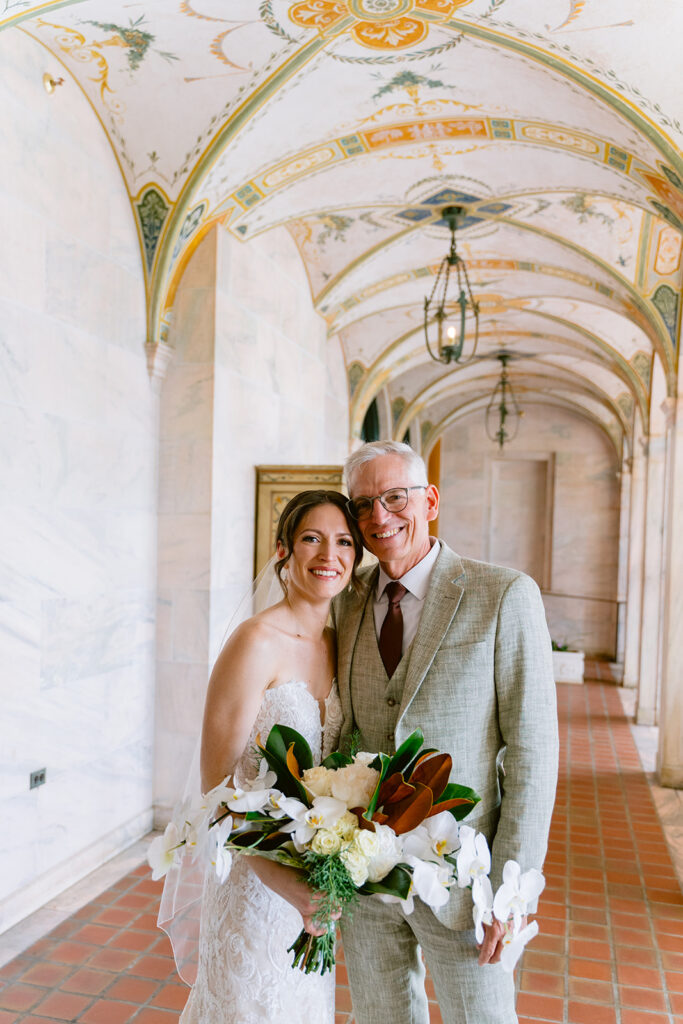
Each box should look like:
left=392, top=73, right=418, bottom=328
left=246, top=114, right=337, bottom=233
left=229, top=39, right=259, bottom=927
left=1, top=681, right=681, bottom=1024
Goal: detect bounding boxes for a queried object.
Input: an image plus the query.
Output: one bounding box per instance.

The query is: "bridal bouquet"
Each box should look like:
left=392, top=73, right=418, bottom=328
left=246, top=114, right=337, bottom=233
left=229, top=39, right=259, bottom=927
left=150, top=728, right=544, bottom=975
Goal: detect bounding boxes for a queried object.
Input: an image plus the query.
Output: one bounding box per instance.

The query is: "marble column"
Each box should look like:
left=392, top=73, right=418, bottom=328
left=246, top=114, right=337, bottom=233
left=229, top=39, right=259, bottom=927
left=635, top=435, right=667, bottom=724
left=636, top=363, right=668, bottom=725
left=622, top=419, right=646, bottom=689
left=657, top=395, right=683, bottom=788
left=615, top=453, right=632, bottom=666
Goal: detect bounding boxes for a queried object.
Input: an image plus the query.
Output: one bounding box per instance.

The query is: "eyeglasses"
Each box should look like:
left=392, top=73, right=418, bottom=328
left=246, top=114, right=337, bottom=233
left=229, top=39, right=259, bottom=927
left=346, top=486, right=427, bottom=520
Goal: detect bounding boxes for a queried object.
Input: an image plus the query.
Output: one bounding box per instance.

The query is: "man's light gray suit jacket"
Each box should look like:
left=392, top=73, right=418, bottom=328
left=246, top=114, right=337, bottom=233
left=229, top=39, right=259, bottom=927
left=335, top=542, right=559, bottom=931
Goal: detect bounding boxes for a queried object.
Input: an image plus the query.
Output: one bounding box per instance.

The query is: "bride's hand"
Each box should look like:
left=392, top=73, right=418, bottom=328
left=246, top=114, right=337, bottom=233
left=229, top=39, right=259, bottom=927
left=247, top=858, right=340, bottom=936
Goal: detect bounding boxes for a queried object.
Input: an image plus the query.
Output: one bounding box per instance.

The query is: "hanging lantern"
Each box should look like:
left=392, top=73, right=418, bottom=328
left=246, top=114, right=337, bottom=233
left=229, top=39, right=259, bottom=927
left=485, top=353, right=522, bottom=449
left=424, top=206, right=479, bottom=365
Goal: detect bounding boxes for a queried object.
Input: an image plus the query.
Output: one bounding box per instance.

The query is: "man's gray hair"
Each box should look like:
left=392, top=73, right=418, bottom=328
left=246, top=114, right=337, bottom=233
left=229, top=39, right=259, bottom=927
left=344, top=440, right=429, bottom=492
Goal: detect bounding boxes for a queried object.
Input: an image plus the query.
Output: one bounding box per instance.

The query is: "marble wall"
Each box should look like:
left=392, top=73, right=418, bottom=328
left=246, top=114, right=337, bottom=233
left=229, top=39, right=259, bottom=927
left=0, top=35, right=157, bottom=929
left=438, top=405, right=621, bottom=657
left=154, top=224, right=349, bottom=820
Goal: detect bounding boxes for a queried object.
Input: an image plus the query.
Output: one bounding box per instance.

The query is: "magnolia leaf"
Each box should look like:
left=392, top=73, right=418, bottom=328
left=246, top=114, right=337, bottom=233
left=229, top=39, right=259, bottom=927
left=244, top=812, right=282, bottom=825
left=431, top=782, right=481, bottom=821
left=360, top=864, right=412, bottom=900
left=259, top=830, right=291, bottom=850
left=411, top=753, right=452, bottom=801
left=425, top=796, right=474, bottom=819
left=377, top=773, right=415, bottom=806
left=229, top=830, right=267, bottom=848
left=382, top=780, right=433, bottom=835
left=349, top=808, right=376, bottom=830
left=403, top=747, right=439, bottom=780
left=258, top=746, right=305, bottom=801
left=286, top=742, right=302, bottom=781
left=321, top=751, right=352, bottom=769
left=385, top=730, right=424, bottom=779
left=364, top=752, right=391, bottom=819
left=268, top=725, right=314, bottom=772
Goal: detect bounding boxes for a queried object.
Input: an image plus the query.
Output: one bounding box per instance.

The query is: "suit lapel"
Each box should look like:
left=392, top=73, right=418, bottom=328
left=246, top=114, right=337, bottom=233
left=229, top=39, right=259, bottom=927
left=398, top=544, right=466, bottom=722
left=337, top=566, right=377, bottom=725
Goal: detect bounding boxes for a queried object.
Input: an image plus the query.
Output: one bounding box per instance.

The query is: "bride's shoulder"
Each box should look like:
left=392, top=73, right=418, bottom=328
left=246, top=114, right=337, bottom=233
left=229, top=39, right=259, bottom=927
left=226, top=612, right=283, bottom=652
left=212, top=613, right=286, bottom=678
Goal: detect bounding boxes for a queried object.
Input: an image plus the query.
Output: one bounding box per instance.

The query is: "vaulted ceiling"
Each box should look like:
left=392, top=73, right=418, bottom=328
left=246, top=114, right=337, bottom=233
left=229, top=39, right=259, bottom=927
left=8, top=0, right=683, bottom=458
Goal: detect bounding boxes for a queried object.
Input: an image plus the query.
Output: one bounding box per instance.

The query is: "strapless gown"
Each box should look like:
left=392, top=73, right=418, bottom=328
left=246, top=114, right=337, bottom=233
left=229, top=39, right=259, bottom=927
left=180, top=680, right=343, bottom=1024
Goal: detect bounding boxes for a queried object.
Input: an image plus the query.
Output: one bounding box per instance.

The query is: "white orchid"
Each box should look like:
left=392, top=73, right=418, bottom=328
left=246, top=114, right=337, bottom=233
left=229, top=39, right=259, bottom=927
left=500, top=919, right=539, bottom=973
left=148, top=821, right=183, bottom=880
left=493, top=861, right=545, bottom=932
left=455, top=825, right=491, bottom=887
left=203, top=780, right=236, bottom=818
left=210, top=813, right=234, bottom=884
left=222, top=761, right=279, bottom=813
left=403, top=812, right=459, bottom=864
left=472, top=874, right=494, bottom=943
left=281, top=795, right=347, bottom=850
left=403, top=854, right=451, bottom=912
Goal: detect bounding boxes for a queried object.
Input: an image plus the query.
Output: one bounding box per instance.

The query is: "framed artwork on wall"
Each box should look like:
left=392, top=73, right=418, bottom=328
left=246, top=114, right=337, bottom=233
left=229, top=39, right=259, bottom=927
left=254, top=465, right=344, bottom=575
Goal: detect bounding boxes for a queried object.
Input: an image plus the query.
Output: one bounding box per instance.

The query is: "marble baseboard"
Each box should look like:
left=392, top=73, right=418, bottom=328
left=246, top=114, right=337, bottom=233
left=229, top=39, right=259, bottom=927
left=0, top=807, right=153, bottom=942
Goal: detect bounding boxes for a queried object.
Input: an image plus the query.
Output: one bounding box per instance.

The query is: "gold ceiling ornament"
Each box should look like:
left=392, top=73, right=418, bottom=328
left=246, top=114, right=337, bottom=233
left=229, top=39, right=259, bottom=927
left=42, top=73, right=64, bottom=94
left=288, top=0, right=471, bottom=51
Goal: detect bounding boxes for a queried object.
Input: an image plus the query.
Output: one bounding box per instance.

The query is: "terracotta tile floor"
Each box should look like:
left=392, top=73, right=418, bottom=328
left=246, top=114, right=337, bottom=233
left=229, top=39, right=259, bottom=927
left=1, top=682, right=682, bottom=1023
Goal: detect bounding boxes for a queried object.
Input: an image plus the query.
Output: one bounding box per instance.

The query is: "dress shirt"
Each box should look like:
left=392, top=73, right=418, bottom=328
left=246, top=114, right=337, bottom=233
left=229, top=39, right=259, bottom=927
left=373, top=539, right=441, bottom=653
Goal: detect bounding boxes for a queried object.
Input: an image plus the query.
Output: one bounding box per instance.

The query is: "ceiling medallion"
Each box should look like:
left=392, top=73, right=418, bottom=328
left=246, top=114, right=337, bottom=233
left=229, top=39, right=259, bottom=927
left=289, top=0, right=471, bottom=50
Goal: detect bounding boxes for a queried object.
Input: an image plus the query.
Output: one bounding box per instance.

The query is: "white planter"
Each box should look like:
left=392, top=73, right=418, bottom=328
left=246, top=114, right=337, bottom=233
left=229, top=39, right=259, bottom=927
left=552, top=650, right=585, bottom=685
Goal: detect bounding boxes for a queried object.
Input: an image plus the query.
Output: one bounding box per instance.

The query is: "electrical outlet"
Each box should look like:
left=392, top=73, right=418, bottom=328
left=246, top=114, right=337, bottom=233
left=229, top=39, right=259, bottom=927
left=30, top=768, right=46, bottom=789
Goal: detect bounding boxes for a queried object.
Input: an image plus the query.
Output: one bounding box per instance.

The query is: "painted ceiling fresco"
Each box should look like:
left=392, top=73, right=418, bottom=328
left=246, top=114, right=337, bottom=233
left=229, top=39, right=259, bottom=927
left=6, top=0, right=683, bottom=456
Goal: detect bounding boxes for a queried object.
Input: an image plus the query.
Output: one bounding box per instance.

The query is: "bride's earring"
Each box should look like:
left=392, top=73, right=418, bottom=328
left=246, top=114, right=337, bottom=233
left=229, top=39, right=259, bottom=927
left=282, top=566, right=289, bottom=584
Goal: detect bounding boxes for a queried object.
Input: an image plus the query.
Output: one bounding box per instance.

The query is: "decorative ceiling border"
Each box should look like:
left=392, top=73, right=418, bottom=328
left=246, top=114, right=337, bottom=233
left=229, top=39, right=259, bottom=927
left=0, top=0, right=85, bottom=32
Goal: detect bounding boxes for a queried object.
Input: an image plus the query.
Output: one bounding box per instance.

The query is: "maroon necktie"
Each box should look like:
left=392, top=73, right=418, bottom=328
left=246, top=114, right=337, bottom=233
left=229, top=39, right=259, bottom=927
left=379, top=581, right=407, bottom=678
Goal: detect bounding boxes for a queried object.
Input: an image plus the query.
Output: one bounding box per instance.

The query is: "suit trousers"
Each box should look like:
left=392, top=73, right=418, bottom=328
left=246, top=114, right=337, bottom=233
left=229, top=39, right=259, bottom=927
left=341, top=895, right=517, bottom=1024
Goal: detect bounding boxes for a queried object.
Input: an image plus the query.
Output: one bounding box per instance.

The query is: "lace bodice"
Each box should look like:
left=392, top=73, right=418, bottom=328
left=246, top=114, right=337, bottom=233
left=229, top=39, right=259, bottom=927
left=235, top=679, right=344, bottom=782
left=180, top=681, right=341, bottom=1024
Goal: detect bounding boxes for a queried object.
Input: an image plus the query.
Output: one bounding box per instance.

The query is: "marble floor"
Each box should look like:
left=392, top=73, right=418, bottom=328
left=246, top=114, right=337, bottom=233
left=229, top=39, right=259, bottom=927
left=0, top=681, right=682, bottom=1024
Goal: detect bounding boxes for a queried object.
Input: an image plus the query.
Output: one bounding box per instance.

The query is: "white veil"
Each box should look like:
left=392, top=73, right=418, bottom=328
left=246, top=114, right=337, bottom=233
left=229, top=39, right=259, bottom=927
left=157, top=556, right=284, bottom=985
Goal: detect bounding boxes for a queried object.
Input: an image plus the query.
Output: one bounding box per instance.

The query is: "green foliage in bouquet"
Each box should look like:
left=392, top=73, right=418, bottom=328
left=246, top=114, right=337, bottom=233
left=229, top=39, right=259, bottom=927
left=288, top=851, right=359, bottom=974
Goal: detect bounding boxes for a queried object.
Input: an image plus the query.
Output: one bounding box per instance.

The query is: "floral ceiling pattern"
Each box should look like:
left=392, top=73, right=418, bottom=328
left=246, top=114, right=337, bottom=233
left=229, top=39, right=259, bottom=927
left=5, top=0, right=682, bottom=452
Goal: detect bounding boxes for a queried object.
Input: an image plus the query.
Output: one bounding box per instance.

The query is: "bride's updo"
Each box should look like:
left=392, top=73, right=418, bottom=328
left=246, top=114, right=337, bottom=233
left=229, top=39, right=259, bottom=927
left=275, top=490, right=364, bottom=592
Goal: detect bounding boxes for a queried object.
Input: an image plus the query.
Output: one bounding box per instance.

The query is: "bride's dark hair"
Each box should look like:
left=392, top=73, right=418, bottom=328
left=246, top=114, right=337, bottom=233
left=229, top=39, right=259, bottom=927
left=275, top=490, right=364, bottom=593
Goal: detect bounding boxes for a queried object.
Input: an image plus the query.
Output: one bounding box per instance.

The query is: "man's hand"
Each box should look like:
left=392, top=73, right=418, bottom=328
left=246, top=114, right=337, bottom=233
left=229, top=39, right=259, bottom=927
left=477, top=916, right=526, bottom=965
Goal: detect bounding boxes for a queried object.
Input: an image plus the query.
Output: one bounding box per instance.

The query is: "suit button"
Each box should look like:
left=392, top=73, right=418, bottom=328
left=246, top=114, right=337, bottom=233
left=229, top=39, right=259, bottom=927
left=388, top=731, right=394, bottom=741
left=387, top=698, right=396, bottom=707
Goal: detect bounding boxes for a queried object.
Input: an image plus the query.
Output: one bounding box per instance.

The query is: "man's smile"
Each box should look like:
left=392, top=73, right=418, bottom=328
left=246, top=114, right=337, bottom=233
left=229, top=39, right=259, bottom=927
left=373, top=526, right=404, bottom=539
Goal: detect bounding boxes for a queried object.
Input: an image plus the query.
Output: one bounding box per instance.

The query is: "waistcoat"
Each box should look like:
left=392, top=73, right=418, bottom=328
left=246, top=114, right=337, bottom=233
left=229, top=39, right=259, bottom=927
left=350, top=590, right=411, bottom=755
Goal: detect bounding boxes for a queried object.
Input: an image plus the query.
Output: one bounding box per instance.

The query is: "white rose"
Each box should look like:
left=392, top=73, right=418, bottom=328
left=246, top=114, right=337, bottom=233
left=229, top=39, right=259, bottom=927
left=333, top=810, right=359, bottom=841
left=311, top=828, right=343, bottom=856
left=330, top=763, right=381, bottom=810
left=353, top=751, right=377, bottom=767
left=340, top=844, right=370, bottom=887
left=353, top=829, right=380, bottom=860
left=302, top=765, right=333, bottom=798
left=366, top=823, right=405, bottom=883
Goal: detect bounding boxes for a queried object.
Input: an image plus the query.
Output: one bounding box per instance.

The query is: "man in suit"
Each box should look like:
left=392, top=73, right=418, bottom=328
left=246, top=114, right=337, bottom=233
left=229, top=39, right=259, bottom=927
left=336, top=440, right=558, bottom=1024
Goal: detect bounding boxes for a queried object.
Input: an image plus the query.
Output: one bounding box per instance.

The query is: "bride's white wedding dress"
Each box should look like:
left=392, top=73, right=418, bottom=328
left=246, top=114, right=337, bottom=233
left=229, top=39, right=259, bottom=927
left=180, top=680, right=344, bottom=1024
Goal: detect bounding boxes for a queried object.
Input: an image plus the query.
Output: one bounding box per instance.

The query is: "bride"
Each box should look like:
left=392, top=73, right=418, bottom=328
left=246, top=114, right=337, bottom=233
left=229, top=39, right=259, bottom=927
left=175, top=489, right=364, bottom=1024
